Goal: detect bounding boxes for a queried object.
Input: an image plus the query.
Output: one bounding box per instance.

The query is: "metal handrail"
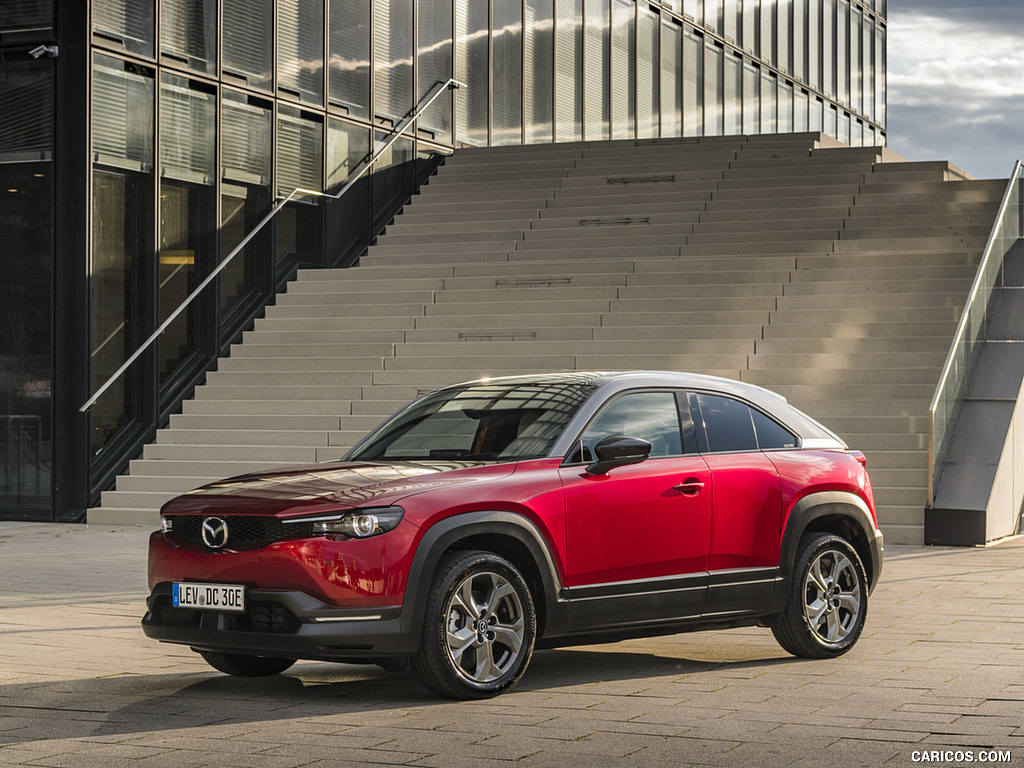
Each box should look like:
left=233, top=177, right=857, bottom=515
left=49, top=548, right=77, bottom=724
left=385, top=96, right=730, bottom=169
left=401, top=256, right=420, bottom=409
left=927, top=160, right=1024, bottom=502
left=81, top=78, right=464, bottom=413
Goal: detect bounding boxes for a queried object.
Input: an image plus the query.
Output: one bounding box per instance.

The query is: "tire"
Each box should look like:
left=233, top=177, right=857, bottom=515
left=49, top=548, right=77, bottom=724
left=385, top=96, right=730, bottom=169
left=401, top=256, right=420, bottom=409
left=198, top=650, right=297, bottom=677
left=771, top=533, right=868, bottom=659
left=412, top=550, right=536, bottom=699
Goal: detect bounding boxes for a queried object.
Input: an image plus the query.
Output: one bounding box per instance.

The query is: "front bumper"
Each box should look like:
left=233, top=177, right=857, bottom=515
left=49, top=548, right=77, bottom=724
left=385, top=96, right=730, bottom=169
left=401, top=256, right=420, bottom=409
left=142, top=583, right=406, bottom=661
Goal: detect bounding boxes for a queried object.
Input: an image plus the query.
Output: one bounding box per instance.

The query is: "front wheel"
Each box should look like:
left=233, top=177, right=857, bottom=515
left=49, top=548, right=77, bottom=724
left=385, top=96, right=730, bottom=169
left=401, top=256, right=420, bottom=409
left=413, top=550, right=536, bottom=699
left=198, top=650, right=296, bottom=677
left=771, top=533, right=868, bottom=659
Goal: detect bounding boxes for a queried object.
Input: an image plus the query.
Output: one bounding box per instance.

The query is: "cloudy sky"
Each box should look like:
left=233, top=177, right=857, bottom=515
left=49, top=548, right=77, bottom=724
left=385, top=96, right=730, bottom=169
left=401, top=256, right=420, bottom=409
left=886, top=0, right=1024, bottom=179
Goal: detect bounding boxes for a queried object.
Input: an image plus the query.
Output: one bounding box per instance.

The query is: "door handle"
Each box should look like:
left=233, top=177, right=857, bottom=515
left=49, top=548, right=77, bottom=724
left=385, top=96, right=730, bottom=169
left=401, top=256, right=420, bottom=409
left=673, top=478, right=705, bottom=496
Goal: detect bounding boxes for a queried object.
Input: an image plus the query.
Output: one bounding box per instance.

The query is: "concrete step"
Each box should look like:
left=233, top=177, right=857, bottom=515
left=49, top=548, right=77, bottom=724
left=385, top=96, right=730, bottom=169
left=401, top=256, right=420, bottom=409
left=182, top=399, right=356, bottom=416
left=168, top=413, right=344, bottom=431
left=155, top=428, right=332, bottom=447
left=126, top=458, right=291, bottom=477
left=142, top=443, right=322, bottom=462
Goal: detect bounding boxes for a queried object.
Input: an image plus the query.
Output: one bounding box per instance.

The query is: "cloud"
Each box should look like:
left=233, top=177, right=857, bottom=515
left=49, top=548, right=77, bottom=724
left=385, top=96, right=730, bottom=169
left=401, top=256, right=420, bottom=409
left=886, top=10, right=1024, bottom=178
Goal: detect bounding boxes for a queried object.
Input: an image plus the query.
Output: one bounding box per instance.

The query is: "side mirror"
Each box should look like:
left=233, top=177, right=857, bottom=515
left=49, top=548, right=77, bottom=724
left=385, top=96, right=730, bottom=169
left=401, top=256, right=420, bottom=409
left=585, top=435, right=652, bottom=475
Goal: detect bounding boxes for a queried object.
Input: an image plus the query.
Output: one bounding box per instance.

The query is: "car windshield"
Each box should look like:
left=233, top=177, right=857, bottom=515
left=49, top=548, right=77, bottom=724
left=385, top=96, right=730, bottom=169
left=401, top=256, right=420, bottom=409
left=349, top=378, right=598, bottom=462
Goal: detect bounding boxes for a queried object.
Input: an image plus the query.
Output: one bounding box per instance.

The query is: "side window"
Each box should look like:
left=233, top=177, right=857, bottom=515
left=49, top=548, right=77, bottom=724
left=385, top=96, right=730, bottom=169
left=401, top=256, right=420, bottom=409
left=573, top=391, right=683, bottom=461
left=751, top=408, right=798, bottom=450
left=694, top=393, right=758, bottom=453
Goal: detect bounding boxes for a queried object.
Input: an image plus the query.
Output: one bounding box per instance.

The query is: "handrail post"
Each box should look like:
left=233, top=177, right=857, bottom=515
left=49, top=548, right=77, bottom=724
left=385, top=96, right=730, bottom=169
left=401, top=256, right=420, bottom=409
left=80, top=79, right=464, bottom=413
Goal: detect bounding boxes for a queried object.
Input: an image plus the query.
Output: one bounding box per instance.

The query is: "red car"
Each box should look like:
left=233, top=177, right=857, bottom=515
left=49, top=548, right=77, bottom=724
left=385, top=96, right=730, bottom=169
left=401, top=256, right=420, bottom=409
left=144, top=371, right=883, bottom=699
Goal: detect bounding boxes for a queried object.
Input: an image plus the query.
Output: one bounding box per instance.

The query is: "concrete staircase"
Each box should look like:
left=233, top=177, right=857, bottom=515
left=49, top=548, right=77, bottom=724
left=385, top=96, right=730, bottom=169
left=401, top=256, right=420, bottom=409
left=88, top=132, right=1006, bottom=545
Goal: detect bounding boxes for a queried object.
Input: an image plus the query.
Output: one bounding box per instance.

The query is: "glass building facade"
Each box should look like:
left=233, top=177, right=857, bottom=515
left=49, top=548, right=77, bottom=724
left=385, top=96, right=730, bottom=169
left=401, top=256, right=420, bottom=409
left=0, top=0, right=885, bottom=521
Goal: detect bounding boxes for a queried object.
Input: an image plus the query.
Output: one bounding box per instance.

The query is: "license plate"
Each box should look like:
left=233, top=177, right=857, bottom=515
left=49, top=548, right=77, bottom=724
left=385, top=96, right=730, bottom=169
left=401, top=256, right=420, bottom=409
left=172, top=582, right=246, bottom=613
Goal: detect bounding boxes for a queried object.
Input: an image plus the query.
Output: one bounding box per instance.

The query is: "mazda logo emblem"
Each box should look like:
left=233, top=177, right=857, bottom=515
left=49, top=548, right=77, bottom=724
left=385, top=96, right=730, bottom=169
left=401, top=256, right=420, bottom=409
left=201, top=517, right=229, bottom=549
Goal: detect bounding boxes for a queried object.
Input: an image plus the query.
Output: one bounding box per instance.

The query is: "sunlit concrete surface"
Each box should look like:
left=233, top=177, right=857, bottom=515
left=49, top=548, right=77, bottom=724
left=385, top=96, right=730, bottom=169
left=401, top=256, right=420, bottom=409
left=0, top=521, right=1022, bottom=767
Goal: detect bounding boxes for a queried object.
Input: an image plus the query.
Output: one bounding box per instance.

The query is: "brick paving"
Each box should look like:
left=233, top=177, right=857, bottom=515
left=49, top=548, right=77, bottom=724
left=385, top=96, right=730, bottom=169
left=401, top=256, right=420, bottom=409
left=0, top=521, right=1022, bottom=767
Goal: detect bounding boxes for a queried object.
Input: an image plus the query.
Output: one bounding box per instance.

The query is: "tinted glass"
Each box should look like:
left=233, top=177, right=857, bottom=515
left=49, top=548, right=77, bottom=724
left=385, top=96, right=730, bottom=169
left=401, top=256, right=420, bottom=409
left=696, top=393, right=757, bottom=453
left=751, top=408, right=797, bottom=450
left=579, top=392, right=682, bottom=460
left=351, top=379, right=597, bottom=462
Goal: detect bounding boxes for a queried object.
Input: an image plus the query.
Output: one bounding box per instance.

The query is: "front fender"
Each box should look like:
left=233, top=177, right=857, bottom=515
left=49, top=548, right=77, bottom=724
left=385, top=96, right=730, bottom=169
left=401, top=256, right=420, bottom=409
left=395, top=510, right=567, bottom=654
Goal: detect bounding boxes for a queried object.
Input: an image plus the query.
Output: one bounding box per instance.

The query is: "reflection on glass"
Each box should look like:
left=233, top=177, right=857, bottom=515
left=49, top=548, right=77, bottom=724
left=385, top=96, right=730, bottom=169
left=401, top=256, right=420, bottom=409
left=326, top=119, right=371, bottom=265
left=583, top=0, right=610, bottom=141
left=161, top=0, right=216, bottom=74
left=456, top=0, right=488, bottom=145
left=159, top=73, right=215, bottom=390
left=375, top=0, right=413, bottom=121
left=743, top=60, right=759, bottom=134
left=352, top=377, right=598, bottom=462
left=704, top=39, right=723, bottom=135
left=90, top=54, right=153, bottom=461
left=682, top=27, right=702, bottom=137
left=760, top=68, right=776, bottom=133
left=93, top=0, right=154, bottom=57
left=610, top=0, right=635, bottom=141
left=637, top=5, right=659, bottom=139
left=329, top=0, right=371, bottom=119
left=661, top=17, right=682, bottom=138
left=777, top=79, right=793, bottom=132
left=493, top=0, right=524, bottom=145
left=724, top=53, right=741, bottom=135
left=525, top=0, right=553, bottom=143
left=554, top=0, right=583, bottom=142
left=221, top=91, right=272, bottom=325
left=582, top=392, right=682, bottom=459
left=223, top=0, right=272, bottom=91
left=417, top=0, right=453, bottom=141
left=276, top=106, right=323, bottom=270
left=0, top=59, right=53, bottom=516
left=0, top=1, right=53, bottom=36
left=279, top=0, right=324, bottom=105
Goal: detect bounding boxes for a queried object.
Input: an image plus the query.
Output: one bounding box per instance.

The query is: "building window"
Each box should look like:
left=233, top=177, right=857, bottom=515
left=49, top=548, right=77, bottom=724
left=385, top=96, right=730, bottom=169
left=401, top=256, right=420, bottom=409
left=583, top=0, right=610, bottom=141
left=554, top=0, right=583, bottom=142
left=417, top=0, right=454, bottom=141
left=329, top=0, right=371, bottom=120
left=455, top=0, right=489, bottom=145
left=278, top=0, right=325, bottom=106
left=682, top=27, right=702, bottom=137
left=89, top=53, right=154, bottom=459
left=636, top=4, right=659, bottom=139
left=704, top=39, right=723, bottom=135
left=660, top=16, right=683, bottom=138
left=609, top=0, right=635, bottom=140
left=0, top=57, right=54, bottom=515
left=93, top=0, right=154, bottom=57
left=743, top=59, right=759, bottom=133
left=160, top=0, right=216, bottom=75
left=724, top=52, right=741, bottom=135
left=223, top=0, right=273, bottom=91
left=221, top=90, right=272, bottom=328
left=525, top=0, right=555, bottom=143
left=493, top=0, right=524, bottom=145
left=374, top=0, right=413, bottom=123
left=158, top=74, right=216, bottom=395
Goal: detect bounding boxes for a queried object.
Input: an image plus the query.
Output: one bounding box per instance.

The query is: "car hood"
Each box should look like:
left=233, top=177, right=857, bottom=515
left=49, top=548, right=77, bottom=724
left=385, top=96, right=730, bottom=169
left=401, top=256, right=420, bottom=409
left=160, top=460, right=513, bottom=517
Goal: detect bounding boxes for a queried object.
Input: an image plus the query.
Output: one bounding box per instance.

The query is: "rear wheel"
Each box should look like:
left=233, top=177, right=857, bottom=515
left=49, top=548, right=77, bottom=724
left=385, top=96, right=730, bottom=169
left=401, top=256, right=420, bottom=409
left=413, top=550, right=536, bottom=699
left=198, top=650, right=296, bottom=677
left=771, top=533, right=867, bottom=658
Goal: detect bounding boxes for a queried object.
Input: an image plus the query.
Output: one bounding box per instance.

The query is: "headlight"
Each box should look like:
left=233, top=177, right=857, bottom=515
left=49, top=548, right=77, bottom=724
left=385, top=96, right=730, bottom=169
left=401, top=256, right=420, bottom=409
left=160, top=517, right=173, bottom=533
left=296, top=506, right=405, bottom=539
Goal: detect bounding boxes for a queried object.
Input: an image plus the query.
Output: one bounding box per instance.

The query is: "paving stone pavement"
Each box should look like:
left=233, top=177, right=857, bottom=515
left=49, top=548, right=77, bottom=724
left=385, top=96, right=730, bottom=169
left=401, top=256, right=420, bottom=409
left=0, top=521, right=1022, bottom=768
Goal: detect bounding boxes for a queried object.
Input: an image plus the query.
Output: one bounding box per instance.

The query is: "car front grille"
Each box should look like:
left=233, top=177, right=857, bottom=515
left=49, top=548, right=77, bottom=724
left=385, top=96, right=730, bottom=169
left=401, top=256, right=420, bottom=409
left=167, top=515, right=315, bottom=551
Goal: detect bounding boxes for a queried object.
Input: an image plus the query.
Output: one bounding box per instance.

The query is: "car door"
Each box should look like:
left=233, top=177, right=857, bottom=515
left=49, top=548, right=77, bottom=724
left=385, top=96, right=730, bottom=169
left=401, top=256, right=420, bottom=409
left=559, top=390, right=712, bottom=631
left=688, top=392, right=787, bottom=617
